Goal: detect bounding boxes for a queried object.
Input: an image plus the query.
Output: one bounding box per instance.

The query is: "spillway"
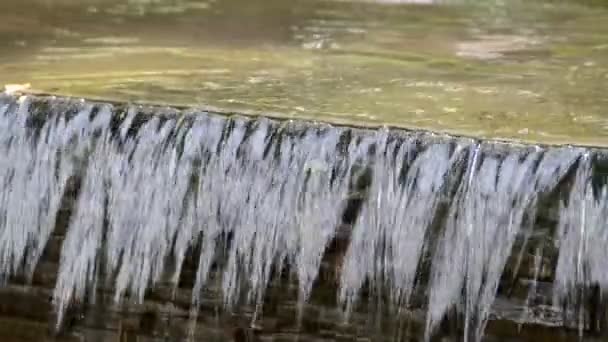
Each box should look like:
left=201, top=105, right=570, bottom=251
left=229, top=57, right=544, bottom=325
left=0, top=93, right=607, bottom=341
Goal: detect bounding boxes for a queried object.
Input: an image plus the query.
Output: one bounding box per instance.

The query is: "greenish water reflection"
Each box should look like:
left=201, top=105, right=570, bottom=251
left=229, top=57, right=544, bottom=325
left=1, top=0, right=607, bottom=146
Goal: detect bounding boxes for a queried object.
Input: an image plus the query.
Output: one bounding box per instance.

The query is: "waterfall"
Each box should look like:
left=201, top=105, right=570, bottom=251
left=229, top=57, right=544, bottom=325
left=0, top=94, right=606, bottom=340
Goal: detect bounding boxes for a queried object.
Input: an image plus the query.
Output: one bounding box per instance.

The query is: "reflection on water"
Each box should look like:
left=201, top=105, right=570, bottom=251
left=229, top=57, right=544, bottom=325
left=0, top=0, right=607, bottom=145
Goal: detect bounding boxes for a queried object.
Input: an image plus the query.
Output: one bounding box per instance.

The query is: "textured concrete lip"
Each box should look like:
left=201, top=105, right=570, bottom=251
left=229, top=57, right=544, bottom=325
left=5, top=89, right=606, bottom=151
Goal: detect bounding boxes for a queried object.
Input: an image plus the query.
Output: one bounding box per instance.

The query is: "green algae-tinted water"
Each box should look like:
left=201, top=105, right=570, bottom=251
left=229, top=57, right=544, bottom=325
left=1, top=0, right=607, bottom=146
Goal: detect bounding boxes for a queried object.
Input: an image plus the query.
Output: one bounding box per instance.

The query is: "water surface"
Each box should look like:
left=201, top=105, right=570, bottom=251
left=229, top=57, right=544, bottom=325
left=1, top=0, right=607, bottom=146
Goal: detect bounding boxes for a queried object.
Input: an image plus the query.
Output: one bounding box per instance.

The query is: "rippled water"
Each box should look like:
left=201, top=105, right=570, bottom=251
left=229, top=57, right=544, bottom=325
left=0, top=0, right=607, bottom=145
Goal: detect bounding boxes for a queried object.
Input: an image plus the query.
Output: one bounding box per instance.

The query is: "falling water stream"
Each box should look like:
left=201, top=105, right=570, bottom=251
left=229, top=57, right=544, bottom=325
left=1, top=93, right=607, bottom=341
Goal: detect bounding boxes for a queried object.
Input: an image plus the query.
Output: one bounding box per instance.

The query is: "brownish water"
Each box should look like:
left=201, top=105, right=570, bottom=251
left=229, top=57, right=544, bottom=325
left=0, top=0, right=607, bottom=146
